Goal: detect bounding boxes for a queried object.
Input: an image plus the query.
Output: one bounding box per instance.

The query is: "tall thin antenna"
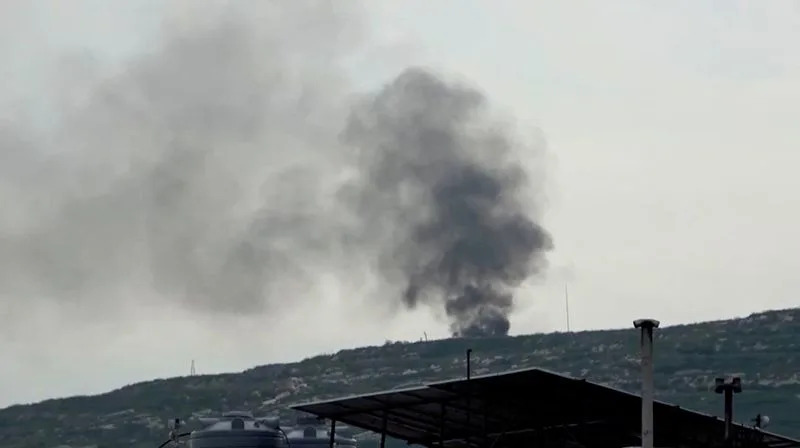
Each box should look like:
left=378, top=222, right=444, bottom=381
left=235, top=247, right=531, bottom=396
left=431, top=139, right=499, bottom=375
left=190, top=360, right=196, bottom=376
left=565, top=283, right=571, bottom=332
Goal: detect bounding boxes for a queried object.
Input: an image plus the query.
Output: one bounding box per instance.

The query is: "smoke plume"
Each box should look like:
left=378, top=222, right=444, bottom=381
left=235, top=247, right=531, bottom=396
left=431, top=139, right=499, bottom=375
left=0, top=1, right=360, bottom=318
left=0, top=2, right=552, bottom=337
left=342, top=69, right=553, bottom=336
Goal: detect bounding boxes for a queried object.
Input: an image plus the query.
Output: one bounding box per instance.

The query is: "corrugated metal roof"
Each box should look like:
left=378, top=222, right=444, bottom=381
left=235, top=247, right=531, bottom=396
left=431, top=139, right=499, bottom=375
left=291, top=367, right=800, bottom=448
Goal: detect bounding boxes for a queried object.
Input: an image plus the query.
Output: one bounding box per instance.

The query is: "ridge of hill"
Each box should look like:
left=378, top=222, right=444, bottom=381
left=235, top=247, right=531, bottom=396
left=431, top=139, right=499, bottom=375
left=2, top=308, right=799, bottom=448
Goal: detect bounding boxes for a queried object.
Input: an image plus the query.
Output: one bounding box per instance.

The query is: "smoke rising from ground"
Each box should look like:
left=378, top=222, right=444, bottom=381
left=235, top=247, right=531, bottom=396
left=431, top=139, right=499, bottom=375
left=342, top=70, right=553, bottom=336
left=0, top=2, right=552, bottom=337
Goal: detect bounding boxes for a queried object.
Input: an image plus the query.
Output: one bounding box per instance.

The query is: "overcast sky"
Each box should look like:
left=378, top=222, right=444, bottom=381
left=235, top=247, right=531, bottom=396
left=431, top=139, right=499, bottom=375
left=1, top=1, right=798, bottom=408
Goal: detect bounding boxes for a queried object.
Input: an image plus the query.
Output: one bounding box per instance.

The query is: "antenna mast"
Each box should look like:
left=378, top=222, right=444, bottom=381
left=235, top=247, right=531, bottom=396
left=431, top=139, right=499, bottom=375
left=190, top=360, right=196, bottom=376
left=565, top=283, right=571, bottom=332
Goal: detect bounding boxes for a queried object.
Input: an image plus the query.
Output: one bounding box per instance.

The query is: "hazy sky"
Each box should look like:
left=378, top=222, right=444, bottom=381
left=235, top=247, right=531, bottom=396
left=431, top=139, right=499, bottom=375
left=1, top=1, right=799, bottom=407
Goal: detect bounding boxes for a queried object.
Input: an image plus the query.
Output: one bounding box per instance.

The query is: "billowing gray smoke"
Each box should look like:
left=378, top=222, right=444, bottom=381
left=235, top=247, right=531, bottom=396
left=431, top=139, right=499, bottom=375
left=342, top=70, right=553, bottom=337
left=0, top=1, right=360, bottom=319
left=0, top=2, right=552, bottom=337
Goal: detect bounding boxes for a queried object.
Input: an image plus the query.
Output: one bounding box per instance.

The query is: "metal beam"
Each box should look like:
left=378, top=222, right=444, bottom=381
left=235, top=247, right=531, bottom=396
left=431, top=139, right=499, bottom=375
left=329, top=419, right=336, bottom=448
left=380, top=411, right=388, bottom=448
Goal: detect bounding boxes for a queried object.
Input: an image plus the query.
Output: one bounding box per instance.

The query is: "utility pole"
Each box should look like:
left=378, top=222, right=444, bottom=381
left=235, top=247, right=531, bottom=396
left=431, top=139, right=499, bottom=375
left=565, top=283, right=571, bottom=332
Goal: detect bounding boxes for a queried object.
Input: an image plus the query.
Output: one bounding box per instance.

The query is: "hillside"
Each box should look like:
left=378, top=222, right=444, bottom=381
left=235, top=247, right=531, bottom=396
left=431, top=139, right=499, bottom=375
left=2, top=308, right=799, bottom=448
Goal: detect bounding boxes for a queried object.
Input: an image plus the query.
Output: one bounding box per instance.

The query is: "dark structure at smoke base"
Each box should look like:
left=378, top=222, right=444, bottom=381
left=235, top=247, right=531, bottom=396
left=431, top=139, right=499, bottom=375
left=344, top=69, right=553, bottom=338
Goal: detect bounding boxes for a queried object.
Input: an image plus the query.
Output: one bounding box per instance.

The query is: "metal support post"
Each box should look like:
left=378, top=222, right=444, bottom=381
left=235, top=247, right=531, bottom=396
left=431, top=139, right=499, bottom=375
left=439, top=403, right=446, bottom=448
left=466, top=349, right=472, bottom=380
left=380, top=412, right=387, bottom=448
left=329, top=419, right=336, bottom=448
left=634, top=318, right=660, bottom=448
left=715, top=377, right=742, bottom=445
left=482, top=402, right=488, bottom=448
left=466, top=349, right=472, bottom=448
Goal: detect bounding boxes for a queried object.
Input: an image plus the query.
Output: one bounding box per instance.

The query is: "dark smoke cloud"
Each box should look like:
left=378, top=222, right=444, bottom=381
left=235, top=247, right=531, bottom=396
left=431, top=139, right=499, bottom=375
left=0, top=3, right=552, bottom=337
left=341, top=69, right=553, bottom=337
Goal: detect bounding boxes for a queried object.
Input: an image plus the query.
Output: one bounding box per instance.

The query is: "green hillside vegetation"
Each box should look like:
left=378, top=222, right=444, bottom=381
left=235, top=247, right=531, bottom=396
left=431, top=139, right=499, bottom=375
left=1, top=308, right=799, bottom=448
